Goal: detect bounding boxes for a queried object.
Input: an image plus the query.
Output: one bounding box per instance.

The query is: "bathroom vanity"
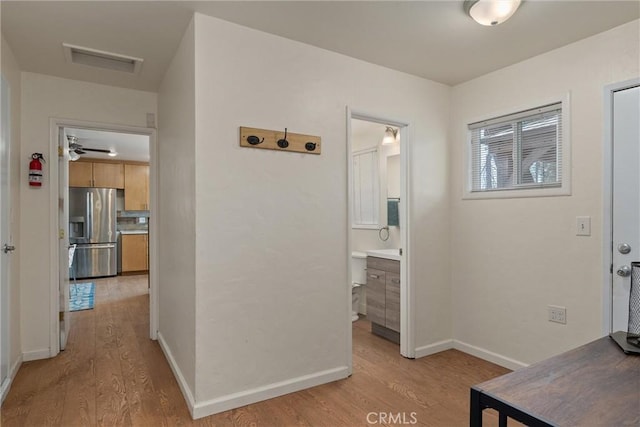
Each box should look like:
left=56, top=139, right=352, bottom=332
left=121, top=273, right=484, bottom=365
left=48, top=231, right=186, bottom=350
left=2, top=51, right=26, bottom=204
left=366, top=249, right=401, bottom=344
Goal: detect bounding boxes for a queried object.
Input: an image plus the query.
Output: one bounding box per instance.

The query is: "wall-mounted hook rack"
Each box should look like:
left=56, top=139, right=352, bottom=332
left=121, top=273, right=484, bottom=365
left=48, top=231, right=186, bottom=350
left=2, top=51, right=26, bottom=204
left=240, top=127, right=321, bottom=155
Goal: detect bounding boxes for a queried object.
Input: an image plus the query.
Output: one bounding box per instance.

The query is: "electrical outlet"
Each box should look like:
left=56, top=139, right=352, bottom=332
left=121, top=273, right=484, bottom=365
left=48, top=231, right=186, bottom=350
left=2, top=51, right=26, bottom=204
left=548, top=305, right=567, bottom=324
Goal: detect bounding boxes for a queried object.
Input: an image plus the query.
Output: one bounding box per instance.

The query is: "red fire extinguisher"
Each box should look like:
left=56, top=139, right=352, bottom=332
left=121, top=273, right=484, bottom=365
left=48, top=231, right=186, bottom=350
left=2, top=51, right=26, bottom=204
left=29, top=153, right=45, bottom=187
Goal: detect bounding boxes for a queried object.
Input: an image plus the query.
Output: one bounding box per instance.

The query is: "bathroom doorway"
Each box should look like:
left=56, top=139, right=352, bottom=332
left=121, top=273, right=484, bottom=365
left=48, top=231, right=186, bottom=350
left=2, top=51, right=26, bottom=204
left=347, top=110, right=413, bottom=360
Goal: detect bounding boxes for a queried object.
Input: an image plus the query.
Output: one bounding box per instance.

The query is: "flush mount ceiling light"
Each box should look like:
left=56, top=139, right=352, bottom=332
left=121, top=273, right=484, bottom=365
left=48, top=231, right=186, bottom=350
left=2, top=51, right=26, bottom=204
left=382, top=126, right=399, bottom=145
left=464, top=0, right=522, bottom=26
left=63, top=43, right=143, bottom=74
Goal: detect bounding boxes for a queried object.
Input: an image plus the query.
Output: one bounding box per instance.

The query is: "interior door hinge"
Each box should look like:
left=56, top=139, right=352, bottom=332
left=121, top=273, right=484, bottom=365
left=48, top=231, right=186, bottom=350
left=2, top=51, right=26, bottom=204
left=58, top=146, right=64, bottom=157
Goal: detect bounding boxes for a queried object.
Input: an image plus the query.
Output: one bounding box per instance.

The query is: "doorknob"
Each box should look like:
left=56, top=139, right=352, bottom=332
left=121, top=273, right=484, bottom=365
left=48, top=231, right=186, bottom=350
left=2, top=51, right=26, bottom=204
left=2, top=244, right=15, bottom=254
left=617, top=265, right=631, bottom=277
left=618, top=243, right=632, bottom=254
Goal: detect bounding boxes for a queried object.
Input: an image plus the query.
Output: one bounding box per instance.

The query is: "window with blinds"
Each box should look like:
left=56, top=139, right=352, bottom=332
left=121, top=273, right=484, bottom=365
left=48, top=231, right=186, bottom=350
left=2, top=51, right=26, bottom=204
left=352, top=148, right=380, bottom=227
left=469, top=103, right=562, bottom=193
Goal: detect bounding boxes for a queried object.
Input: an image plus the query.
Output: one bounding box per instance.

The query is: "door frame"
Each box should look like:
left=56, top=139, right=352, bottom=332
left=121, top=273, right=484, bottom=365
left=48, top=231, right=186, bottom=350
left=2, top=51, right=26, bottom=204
left=48, top=118, right=158, bottom=356
left=0, top=74, right=13, bottom=400
left=601, top=78, right=640, bottom=335
left=347, top=108, right=414, bottom=360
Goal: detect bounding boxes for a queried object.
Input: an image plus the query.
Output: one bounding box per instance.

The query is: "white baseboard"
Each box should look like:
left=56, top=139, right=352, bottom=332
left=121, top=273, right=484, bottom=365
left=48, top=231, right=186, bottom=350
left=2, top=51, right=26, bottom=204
left=192, top=366, right=350, bottom=420
left=414, top=339, right=453, bottom=358
left=1, top=354, right=23, bottom=402
left=22, top=348, right=51, bottom=362
left=157, top=332, right=196, bottom=417
left=453, top=340, right=528, bottom=371
left=158, top=332, right=350, bottom=420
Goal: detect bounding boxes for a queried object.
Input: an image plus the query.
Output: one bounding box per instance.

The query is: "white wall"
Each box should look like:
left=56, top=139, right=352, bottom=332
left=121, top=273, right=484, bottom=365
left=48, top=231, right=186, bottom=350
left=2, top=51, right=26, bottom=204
left=450, top=20, right=640, bottom=366
left=189, top=13, right=450, bottom=416
left=157, top=18, right=196, bottom=398
left=19, top=73, right=157, bottom=358
left=1, top=34, right=22, bottom=384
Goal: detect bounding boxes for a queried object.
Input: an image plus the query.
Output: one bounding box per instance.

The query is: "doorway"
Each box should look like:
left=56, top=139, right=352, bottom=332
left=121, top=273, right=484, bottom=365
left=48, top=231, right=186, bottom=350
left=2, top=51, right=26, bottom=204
left=603, top=80, right=640, bottom=334
left=347, top=110, right=413, bottom=361
left=49, top=119, right=157, bottom=357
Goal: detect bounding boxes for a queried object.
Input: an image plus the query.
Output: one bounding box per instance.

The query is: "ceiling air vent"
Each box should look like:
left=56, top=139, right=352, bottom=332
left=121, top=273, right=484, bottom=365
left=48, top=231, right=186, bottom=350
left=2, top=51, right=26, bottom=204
left=63, top=43, right=143, bottom=74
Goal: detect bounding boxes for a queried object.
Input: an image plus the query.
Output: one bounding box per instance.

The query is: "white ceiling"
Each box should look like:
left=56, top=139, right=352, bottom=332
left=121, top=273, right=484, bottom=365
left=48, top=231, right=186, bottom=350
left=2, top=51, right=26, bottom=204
left=2, top=1, right=638, bottom=91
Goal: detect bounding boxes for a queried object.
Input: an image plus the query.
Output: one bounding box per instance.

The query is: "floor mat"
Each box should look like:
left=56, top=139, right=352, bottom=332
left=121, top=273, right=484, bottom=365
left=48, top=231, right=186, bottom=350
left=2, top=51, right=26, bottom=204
left=69, top=282, right=95, bottom=311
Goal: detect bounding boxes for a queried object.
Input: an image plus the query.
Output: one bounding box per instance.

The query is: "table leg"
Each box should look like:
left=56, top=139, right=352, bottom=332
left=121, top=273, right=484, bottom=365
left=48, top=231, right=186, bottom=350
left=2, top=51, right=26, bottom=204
left=470, top=388, right=483, bottom=427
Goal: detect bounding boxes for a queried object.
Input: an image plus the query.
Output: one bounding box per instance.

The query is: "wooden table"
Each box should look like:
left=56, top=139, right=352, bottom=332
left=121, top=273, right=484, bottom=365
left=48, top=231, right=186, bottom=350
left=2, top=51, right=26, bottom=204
left=470, top=337, right=640, bottom=427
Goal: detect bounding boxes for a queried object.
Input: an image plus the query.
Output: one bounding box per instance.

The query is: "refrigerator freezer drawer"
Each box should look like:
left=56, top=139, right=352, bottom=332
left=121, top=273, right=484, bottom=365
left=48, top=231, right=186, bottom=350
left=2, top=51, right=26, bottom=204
left=72, top=243, right=117, bottom=279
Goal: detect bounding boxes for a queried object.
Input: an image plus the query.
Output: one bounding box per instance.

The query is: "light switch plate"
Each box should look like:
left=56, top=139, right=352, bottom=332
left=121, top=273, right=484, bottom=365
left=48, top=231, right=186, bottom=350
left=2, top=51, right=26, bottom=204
left=576, top=216, right=591, bottom=236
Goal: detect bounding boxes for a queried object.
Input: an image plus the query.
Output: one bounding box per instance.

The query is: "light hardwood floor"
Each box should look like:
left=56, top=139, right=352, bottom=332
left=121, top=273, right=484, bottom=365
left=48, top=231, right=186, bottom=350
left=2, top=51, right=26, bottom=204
left=2, top=275, right=511, bottom=426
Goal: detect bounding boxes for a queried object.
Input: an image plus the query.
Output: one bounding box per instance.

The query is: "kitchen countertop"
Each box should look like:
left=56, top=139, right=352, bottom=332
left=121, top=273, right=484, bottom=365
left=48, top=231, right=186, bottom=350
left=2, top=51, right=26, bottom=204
left=366, top=249, right=401, bottom=261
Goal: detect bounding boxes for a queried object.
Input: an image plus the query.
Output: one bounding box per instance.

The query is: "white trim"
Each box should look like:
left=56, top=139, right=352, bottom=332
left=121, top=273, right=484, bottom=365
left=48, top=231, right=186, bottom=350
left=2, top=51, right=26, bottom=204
left=414, top=339, right=453, bottom=359
left=347, top=109, right=413, bottom=359
left=462, top=92, right=572, bottom=200
left=22, top=348, right=51, bottom=362
left=345, top=108, right=354, bottom=375
left=453, top=340, right=528, bottom=371
left=0, top=74, right=13, bottom=391
left=48, top=118, right=159, bottom=360
left=0, top=354, right=22, bottom=403
left=602, top=79, right=640, bottom=335
left=192, top=366, right=350, bottom=419
left=157, top=332, right=196, bottom=417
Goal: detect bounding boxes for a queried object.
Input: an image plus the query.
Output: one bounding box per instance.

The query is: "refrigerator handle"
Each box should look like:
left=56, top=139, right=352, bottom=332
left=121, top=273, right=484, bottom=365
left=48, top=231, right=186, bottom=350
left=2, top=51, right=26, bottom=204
left=87, top=191, right=93, bottom=240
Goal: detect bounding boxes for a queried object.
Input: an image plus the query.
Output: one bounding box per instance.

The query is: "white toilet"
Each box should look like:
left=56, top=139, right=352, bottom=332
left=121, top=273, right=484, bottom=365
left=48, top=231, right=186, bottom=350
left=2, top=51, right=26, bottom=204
left=351, top=251, right=368, bottom=322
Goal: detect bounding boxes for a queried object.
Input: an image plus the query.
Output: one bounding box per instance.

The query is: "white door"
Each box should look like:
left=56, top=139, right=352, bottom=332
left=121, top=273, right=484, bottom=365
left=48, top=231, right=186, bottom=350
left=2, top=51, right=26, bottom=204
left=612, top=85, right=640, bottom=332
left=1, top=76, right=13, bottom=387
left=58, top=128, right=71, bottom=350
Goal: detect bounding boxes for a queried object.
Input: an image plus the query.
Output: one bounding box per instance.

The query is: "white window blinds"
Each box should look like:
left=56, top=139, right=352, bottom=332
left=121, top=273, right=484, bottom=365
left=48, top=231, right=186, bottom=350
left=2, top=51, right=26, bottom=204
left=352, top=149, right=379, bottom=226
left=469, top=103, right=562, bottom=192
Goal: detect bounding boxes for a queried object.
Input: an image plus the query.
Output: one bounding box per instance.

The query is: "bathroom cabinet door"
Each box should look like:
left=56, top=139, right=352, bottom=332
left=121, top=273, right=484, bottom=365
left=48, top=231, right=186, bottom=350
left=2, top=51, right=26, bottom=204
left=366, top=268, right=386, bottom=326
left=385, top=272, right=401, bottom=332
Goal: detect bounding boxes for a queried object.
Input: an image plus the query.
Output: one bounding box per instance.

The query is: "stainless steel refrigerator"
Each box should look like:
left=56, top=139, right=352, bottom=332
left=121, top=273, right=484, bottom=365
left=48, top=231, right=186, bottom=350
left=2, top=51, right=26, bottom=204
left=69, top=187, right=117, bottom=279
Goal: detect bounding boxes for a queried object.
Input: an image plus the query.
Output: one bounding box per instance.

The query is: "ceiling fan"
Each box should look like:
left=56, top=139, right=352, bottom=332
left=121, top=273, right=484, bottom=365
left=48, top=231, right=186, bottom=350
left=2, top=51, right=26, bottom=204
left=67, top=135, right=117, bottom=160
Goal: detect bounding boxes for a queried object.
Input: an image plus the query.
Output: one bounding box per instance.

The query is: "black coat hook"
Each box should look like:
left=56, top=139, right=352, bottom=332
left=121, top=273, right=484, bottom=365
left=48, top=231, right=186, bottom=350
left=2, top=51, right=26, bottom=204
left=246, top=135, right=264, bottom=145
left=277, top=128, right=289, bottom=148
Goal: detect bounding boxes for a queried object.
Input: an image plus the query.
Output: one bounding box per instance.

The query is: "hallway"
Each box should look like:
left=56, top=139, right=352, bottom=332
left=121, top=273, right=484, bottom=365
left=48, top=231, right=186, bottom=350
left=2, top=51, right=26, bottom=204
left=2, top=275, right=510, bottom=426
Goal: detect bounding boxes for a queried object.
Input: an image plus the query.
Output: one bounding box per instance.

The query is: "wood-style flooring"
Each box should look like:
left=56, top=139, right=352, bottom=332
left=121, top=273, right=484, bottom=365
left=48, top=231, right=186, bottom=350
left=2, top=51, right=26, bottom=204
left=2, top=275, right=513, bottom=426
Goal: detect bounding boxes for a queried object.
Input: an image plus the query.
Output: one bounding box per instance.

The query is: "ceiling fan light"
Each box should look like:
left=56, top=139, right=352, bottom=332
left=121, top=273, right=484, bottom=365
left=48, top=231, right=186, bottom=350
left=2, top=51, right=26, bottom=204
left=108, top=150, right=118, bottom=157
left=69, top=150, right=80, bottom=161
left=465, top=0, right=521, bottom=26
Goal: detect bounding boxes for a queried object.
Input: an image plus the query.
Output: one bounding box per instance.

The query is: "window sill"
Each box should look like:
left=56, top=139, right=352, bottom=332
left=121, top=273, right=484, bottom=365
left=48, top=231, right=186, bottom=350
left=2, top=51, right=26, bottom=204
left=462, top=184, right=571, bottom=200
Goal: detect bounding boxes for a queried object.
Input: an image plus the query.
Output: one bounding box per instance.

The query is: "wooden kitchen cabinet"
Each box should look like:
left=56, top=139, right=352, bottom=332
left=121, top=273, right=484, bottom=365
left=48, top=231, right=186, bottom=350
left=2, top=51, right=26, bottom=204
left=68, top=161, right=93, bottom=187
left=121, top=234, right=148, bottom=272
left=366, top=256, right=400, bottom=343
left=68, top=160, right=124, bottom=188
left=124, top=164, right=149, bottom=210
